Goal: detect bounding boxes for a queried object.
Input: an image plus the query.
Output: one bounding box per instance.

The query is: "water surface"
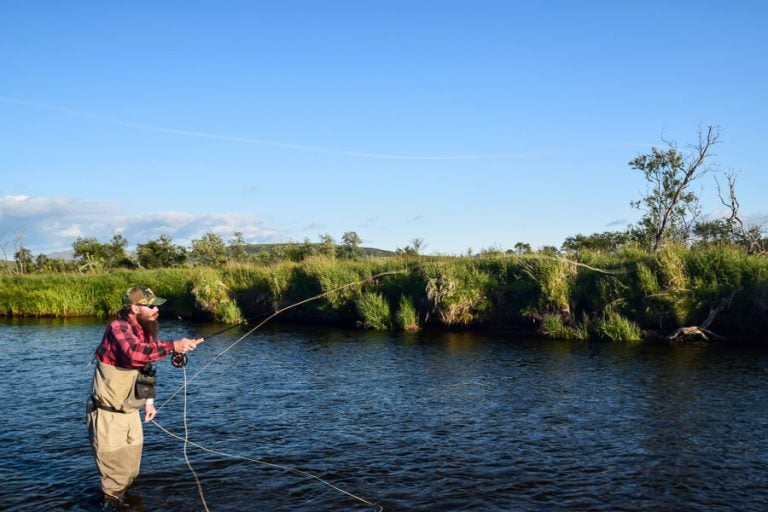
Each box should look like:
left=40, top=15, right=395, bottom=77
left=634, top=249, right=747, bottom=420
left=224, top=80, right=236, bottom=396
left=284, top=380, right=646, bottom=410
left=1, top=318, right=766, bottom=511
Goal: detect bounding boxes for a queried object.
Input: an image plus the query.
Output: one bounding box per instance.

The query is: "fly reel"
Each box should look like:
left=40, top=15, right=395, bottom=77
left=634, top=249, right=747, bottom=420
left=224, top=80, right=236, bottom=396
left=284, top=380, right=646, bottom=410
left=170, top=350, right=188, bottom=368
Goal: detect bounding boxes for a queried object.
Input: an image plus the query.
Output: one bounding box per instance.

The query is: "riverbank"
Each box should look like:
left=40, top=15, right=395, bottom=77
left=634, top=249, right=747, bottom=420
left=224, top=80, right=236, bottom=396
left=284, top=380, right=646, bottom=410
left=1, top=246, right=766, bottom=341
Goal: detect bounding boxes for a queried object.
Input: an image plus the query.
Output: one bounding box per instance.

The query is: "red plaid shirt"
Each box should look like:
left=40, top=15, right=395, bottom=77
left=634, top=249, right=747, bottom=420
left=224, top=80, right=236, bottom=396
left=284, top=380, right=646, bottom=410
left=95, top=316, right=175, bottom=369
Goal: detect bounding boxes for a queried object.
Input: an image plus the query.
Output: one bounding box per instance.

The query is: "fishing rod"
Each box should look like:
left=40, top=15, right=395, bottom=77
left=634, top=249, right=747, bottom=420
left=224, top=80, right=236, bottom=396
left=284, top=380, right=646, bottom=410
left=154, top=267, right=418, bottom=511
left=167, top=254, right=618, bottom=368
left=170, top=322, right=243, bottom=368
left=169, top=311, right=273, bottom=367
left=154, top=254, right=621, bottom=510
left=158, top=266, right=417, bottom=406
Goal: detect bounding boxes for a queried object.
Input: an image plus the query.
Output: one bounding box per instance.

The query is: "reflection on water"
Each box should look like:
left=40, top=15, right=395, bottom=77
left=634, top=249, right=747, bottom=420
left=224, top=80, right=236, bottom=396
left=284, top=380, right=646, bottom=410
left=1, top=319, right=767, bottom=511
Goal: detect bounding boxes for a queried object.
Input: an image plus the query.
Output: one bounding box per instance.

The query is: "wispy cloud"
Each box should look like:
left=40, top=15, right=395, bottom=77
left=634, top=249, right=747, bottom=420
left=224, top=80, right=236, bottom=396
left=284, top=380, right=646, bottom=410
left=0, top=195, right=279, bottom=255
left=745, top=213, right=768, bottom=227
left=300, top=222, right=326, bottom=231
left=359, top=218, right=380, bottom=229
left=0, top=96, right=545, bottom=161
left=700, top=210, right=768, bottom=228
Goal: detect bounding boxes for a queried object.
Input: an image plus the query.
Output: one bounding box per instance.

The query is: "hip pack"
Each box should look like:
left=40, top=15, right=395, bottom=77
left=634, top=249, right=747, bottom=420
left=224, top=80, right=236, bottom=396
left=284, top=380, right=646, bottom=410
left=135, top=363, right=157, bottom=400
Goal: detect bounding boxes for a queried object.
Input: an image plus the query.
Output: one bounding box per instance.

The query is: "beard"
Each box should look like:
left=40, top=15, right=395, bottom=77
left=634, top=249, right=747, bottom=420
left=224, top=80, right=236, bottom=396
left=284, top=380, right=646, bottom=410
left=137, top=316, right=160, bottom=341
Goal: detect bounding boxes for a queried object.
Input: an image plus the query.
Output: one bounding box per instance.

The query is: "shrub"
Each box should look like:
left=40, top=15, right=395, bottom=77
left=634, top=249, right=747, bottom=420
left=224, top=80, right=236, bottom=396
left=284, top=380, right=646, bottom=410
left=596, top=311, right=642, bottom=342
left=539, top=313, right=589, bottom=340
left=395, top=295, right=420, bottom=331
left=424, top=261, right=493, bottom=326
left=520, top=255, right=576, bottom=320
left=356, top=292, right=391, bottom=330
left=190, top=268, right=243, bottom=323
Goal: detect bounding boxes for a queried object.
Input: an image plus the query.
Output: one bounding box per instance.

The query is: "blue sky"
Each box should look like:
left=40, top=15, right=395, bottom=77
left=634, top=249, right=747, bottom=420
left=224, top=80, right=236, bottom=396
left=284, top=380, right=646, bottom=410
left=2, top=1, right=766, bottom=256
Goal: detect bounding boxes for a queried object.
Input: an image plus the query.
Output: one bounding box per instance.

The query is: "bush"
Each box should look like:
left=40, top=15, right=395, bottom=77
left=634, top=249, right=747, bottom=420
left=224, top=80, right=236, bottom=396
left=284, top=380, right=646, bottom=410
left=596, top=311, right=642, bottom=342
left=539, top=313, right=589, bottom=340
left=189, top=268, right=243, bottom=323
left=395, top=295, right=420, bottom=331
left=424, top=261, right=493, bottom=326
left=356, top=292, right=391, bottom=330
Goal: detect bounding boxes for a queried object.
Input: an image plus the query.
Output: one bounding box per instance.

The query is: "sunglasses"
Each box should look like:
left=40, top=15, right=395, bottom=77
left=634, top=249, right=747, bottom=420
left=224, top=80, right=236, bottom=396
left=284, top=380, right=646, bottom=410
left=139, top=304, right=158, bottom=310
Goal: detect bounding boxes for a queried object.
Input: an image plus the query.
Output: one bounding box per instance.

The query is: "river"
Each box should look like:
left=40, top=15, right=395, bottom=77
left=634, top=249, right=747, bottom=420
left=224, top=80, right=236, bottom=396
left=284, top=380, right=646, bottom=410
left=1, top=318, right=767, bottom=511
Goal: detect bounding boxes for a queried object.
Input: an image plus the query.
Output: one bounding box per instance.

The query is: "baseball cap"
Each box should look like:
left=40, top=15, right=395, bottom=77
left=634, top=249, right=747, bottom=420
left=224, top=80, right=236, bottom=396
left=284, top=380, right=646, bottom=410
left=122, top=286, right=167, bottom=306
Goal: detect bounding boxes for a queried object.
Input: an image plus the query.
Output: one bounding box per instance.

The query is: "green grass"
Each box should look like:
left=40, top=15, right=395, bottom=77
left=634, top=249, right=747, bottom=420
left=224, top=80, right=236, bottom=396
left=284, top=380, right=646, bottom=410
left=595, top=310, right=643, bottom=342
left=356, top=292, right=391, bottom=330
left=2, top=248, right=767, bottom=340
left=395, top=295, right=420, bottom=331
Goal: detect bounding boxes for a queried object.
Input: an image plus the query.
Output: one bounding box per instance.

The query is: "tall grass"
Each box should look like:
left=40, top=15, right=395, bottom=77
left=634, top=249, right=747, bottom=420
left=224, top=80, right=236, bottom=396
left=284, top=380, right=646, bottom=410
left=539, top=313, right=589, bottom=341
left=189, top=267, right=244, bottom=323
left=356, top=292, right=391, bottom=330
left=395, top=295, right=420, bottom=331
left=595, top=310, right=642, bottom=342
left=520, top=255, right=576, bottom=320
left=424, top=260, right=493, bottom=326
left=2, top=248, right=767, bottom=340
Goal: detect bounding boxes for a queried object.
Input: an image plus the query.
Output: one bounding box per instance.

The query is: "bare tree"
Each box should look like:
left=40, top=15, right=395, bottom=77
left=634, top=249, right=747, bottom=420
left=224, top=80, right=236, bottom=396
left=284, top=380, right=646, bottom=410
left=716, top=171, right=766, bottom=254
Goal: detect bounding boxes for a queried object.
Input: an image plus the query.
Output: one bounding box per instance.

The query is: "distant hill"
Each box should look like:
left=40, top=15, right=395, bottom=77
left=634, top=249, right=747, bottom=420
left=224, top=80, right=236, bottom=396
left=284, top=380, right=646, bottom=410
left=360, top=246, right=397, bottom=257
left=244, top=243, right=396, bottom=257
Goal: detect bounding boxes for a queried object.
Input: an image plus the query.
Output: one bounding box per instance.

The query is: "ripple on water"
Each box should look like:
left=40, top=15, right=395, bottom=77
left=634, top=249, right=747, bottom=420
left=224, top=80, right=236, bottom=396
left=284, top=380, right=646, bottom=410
left=3, top=323, right=768, bottom=511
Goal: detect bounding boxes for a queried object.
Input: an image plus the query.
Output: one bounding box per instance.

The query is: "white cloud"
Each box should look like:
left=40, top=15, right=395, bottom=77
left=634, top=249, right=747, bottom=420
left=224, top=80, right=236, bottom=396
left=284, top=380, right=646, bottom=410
left=56, top=224, right=85, bottom=238
left=0, top=194, right=280, bottom=255
left=744, top=212, right=768, bottom=228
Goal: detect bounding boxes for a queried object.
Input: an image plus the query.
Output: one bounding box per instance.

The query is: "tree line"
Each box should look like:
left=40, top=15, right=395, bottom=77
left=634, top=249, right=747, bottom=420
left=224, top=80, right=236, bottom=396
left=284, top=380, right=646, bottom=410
left=5, top=231, right=373, bottom=275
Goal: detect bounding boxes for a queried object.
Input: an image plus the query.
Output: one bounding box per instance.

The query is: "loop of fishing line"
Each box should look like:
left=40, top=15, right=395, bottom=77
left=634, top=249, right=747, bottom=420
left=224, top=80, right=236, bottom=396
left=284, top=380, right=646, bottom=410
left=156, top=267, right=414, bottom=412
left=152, top=413, right=383, bottom=511
left=153, top=268, right=413, bottom=511
left=151, top=255, right=619, bottom=510
left=179, top=366, right=210, bottom=512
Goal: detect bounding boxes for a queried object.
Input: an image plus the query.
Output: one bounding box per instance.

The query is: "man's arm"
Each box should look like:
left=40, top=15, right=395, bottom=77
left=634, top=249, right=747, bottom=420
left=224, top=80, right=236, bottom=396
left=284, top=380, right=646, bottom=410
left=106, top=323, right=175, bottom=368
left=100, top=322, right=204, bottom=368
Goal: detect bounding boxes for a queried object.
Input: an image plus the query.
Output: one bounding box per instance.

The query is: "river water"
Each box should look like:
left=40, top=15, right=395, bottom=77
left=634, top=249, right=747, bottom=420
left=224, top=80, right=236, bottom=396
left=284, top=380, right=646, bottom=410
left=1, top=318, right=767, bottom=511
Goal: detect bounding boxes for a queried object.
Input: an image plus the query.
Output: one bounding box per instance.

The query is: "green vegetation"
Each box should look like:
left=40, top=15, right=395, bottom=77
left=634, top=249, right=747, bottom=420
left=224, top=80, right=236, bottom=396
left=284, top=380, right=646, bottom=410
left=539, top=313, right=589, bottom=341
left=2, top=128, right=767, bottom=342
left=356, top=292, right=391, bottom=330
left=595, top=311, right=643, bottom=343
left=1, top=246, right=766, bottom=343
left=395, top=295, right=420, bottom=331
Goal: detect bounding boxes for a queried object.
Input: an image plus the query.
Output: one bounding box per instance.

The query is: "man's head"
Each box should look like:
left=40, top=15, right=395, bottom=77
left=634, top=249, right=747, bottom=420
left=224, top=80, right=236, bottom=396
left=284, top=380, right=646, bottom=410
left=121, top=286, right=165, bottom=338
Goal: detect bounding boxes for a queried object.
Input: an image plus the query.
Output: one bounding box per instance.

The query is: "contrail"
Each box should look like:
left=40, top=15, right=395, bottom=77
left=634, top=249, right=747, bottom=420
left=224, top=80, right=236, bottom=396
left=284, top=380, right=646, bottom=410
left=0, top=95, right=545, bottom=161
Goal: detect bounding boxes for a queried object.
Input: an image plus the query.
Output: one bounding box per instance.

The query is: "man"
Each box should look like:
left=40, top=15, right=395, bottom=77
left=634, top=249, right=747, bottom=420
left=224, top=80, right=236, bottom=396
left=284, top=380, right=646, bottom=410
left=87, top=285, right=203, bottom=505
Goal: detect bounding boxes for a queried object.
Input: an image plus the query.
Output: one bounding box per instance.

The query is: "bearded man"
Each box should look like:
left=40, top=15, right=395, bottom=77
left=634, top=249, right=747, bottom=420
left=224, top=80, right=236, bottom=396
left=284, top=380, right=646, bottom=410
left=87, top=286, right=203, bottom=505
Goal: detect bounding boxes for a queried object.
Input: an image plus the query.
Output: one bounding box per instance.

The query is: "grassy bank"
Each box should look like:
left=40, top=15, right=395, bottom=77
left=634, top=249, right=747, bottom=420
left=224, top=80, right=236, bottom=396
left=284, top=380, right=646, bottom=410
left=2, top=247, right=766, bottom=341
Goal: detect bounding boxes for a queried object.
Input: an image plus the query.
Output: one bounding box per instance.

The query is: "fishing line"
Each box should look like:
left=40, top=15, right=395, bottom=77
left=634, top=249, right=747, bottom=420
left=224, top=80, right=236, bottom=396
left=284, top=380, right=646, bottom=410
left=179, top=366, right=210, bottom=512
left=153, top=267, right=416, bottom=511
left=156, top=267, right=416, bottom=411
left=150, top=255, right=619, bottom=510
left=156, top=254, right=619, bottom=410
left=152, top=416, right=383, bottom=511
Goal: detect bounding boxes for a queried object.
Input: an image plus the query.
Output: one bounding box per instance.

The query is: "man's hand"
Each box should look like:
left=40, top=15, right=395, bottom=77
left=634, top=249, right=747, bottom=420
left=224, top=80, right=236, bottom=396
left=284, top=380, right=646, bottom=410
left=144, top=401, right=157, bottom=422
left=173, top=337, right=204, bottom=354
